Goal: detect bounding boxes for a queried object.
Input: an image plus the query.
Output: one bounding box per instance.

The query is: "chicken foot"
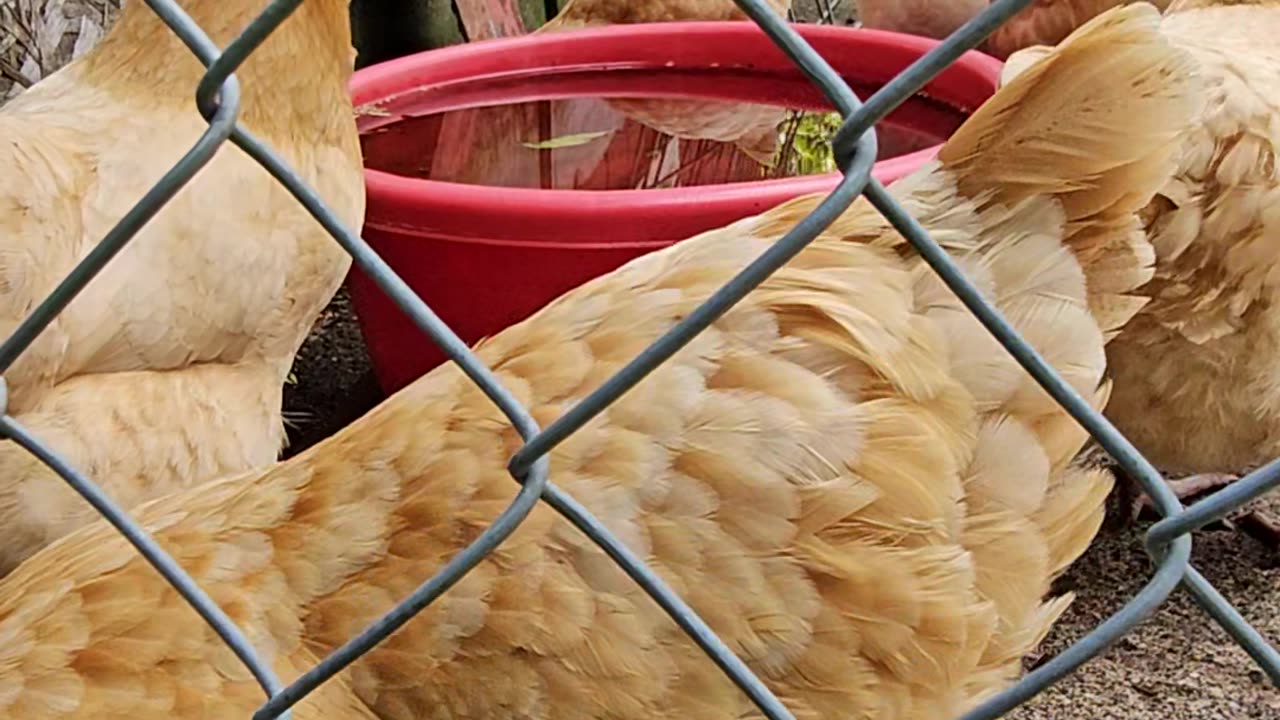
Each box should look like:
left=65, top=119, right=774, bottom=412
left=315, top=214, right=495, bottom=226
left=1121, top=472, right=1280, bottom=550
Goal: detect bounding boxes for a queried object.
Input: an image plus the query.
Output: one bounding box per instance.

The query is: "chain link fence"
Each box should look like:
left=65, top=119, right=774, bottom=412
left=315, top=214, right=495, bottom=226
left=4, top=0, right=1280, bottom=717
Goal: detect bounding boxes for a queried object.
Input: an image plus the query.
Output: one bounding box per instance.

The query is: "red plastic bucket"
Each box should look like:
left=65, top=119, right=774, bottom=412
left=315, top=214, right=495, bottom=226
left=348, top=21, right=1003, bottom=394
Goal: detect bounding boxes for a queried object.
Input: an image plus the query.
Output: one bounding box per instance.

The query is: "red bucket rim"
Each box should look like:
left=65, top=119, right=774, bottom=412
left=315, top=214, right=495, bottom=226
left=349, top=21, right=1004, bottom=246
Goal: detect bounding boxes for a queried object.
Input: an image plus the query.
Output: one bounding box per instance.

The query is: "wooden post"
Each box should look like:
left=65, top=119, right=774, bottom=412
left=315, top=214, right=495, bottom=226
left=454, top=0, right=554, bottom=39
left=350, top=0, right=466, bottom=68
left=350, top=0, right=564, bottom=68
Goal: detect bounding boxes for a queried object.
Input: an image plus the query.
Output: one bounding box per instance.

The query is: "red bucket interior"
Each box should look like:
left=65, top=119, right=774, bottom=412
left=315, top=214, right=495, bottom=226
left=347, top=22, right=1003, bottom=394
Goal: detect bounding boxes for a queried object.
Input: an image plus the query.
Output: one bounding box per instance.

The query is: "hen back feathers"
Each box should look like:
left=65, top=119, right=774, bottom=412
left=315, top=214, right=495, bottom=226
left=0, top=6, right=1198, bottom=719
left=1001, top=0, right=1280, bottom=473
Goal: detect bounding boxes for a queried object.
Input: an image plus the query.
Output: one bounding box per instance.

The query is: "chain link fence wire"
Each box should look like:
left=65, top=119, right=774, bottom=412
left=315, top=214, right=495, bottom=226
left=4, top=0, right=1280, bottom=717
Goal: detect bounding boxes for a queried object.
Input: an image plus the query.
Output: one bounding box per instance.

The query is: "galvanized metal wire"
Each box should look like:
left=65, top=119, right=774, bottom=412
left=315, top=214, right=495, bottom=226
left=3, top=0, right=1280, bottom=718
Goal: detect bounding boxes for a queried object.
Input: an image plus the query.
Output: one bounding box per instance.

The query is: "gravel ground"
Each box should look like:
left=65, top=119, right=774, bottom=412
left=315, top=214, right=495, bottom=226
left=281, top=288, right=382, bottom=458
left=1010, top=518, right=1280, bottom=719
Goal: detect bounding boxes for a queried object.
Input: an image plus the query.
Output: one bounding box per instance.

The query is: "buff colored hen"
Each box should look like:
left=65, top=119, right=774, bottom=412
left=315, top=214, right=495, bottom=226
left=534, top=0, right=793, bottom=167
left=855, top=0, right=1172, bottom=59
left=1003, top=0, right=1280, bottom=543
left=539, top=0, right=791, bottom=31
left=0, top=0, right=364, bottom=574
left=0, top=6, right=1197, bottom=718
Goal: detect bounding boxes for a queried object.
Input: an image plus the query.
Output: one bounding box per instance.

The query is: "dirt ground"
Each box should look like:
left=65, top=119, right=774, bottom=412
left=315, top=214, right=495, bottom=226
left=5, top=0, right=1279, bottom=716
left=1012, top=522, right=1280, bottom=718
left=280, top=288, right=382, bottom=455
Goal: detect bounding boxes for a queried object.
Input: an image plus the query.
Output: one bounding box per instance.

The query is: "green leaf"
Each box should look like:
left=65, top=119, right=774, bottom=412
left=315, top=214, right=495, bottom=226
left=774, top=110, right=841, bottom=176
left=521, top=130, right=612, bottom=150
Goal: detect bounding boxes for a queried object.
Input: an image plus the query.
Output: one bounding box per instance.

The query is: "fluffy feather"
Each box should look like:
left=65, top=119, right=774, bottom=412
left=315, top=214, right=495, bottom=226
left=1004, top=0, right=1280, bottom=479
left=0, top=0, right=364, bottom=574
left=0, top=6, right=1198, bottom=718
left=854, top=0, right=1172, bottom=60
left=536, top=0, right=789, bottom=31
